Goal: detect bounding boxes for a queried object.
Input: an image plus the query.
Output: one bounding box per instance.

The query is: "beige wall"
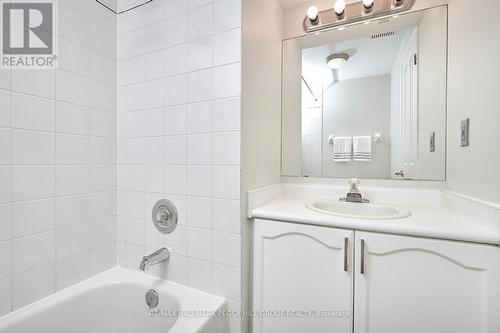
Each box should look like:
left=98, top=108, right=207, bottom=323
left=281, top=38, right=303, bottom=176
left=446, top=0, right=500, bottom=204
left=242, top=0, right=283, bottom=192
left=241, top=0, right=284, bottom=331
left=417, top=6, right=447, bottom=180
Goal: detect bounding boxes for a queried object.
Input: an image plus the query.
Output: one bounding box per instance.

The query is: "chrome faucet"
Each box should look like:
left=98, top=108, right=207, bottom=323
left=139, top=248, right=170, bottom=271
left=340, top=178, right=370, bottom=203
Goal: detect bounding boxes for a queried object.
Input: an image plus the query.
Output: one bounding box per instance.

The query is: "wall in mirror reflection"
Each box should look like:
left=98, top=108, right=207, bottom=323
left=282, top=5, right=447, bottom=181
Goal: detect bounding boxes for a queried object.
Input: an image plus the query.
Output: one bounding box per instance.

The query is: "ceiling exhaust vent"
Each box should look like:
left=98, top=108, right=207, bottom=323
left=371, top=31, right=395, bottom=39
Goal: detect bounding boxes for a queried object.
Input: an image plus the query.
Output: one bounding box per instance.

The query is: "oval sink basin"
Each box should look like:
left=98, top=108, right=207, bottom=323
left=306, top=201, right=411, bottom=220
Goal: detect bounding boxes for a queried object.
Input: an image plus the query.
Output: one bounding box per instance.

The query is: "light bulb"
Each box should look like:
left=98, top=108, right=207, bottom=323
left=334, top=0, right=346, bottom=16
left=307, top=6, right=319, bottom=22
left=363, top=0, right=374, bottom=9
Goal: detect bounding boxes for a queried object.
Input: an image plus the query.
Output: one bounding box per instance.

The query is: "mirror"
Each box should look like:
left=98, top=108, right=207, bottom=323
left=282, top=6, right=447, bottom=180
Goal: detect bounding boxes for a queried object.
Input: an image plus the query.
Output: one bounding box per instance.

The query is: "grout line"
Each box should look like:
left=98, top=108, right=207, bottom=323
left=87, top=10, right=93, bottom=279
left=9, top=69, right=13, bottom=313
left=53, top=58, right=58, bottom=291
left=117, top=60, right=241, bottom=88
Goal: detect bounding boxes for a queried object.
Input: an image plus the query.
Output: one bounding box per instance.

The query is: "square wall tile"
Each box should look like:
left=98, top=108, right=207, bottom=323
left=0, top=204, right=12, bottom=241
left=164, top=253, right=188, bottom=284
left=56, top=134, right=90, bottom=165
left=165, top=165, right=187, bottom=195
left=212, top=199, right=240, bottom=234
left=164, top=105, right=187, bottom=135
left=90, top=243, right=116, bottom=275
left=187, top=101, right=212, bottom=134
left=187, top=197, right=212, bottom=229
left=187, top=69, right=212, bottom=103
left=213, top=28, right=241, bottom=67
left=12, top=167, right=55, bottom=201
left=188, top=36, right=213, bottom=71
left=187, top=166, right=211, bottom=197
left=165, top=13, right=188, bottom=48
left=12, top=130, right=55, bottom=165
left=0, top=278, right=11, bottom=316
left=0, top=89, right=11, bottom=127
left=212, top=132, right=240, bottom=166
left=56, top=223, right=90, bottom=260
left=12, top=70, right=55, bottom=99
left=12, top=93, right=55, bottom=132
left=187, top=4, right=213, bottom=41
left=56, top=195, right=90, bottom=228
left=0, top=129, right=10, bottom=166
left=187, top=227, right=212, bottom=261
left=56, top=252, right=90, bottom=291
left=187, top=257, right=212, bottom=293
left=56, top=166, right=89, bottom=196
left=56, top=102, right=90, bottom=135
left=212, top=166, right=240, bottom=200
left=12, top=199, right=55, bottom=238
left=212, top=97, right=241, bottom=132
left=0, top=240, right=11, bottom=280
left=213, top=263, right=241, bottom=302
left=187, top=134, right=212, bottom=165
left=12, top=264, right=56, bottom=310
left=212, top=231, right=240, bottom=267
left=213, top=62, right=241, bottom=99
left=214, top=0, right=241, bottom=33
left=0, top=167, right=11, bottom=204
left=165, top=43, right=188, bottom=77
left=12, top=232, right=55, bottom=274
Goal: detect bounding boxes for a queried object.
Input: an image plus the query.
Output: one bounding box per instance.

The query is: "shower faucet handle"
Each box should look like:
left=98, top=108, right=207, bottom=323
left=348, top=178, right=360, bottom=192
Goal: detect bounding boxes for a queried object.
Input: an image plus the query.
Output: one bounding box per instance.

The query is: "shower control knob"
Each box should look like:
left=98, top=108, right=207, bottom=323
left=152, top=199, right=178, bottom=234
left=155, top=207, right=172, bottom=224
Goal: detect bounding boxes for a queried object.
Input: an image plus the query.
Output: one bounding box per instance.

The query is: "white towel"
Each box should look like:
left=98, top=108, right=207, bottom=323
left=353, top=136, right=372, bottom=161
left=333, top=137, right=352, bottom=162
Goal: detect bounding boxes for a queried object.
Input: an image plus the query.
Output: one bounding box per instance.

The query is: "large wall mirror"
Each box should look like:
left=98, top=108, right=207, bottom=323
left=282, top=6, right=447, bottom=181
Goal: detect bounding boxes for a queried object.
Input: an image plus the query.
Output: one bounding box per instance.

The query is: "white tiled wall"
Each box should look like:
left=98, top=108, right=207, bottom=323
left=302, top=105, right=322, bottom=177
left=116, top=0, right=242, bottom=331
left=0, top=0, right=117, bottom=315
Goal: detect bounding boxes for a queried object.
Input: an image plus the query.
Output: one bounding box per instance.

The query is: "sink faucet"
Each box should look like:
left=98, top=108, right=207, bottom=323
left=340, top=178, right=370, bottom=203
left=140, top=248, right=170, bottom=271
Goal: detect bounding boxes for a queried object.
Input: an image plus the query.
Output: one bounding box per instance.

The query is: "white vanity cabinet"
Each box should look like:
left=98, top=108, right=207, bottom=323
left=354, top=231, right=500, bottom=333
left=253, top=219, right=500, bottom=333
left=253, top=219, right=354, bottom=333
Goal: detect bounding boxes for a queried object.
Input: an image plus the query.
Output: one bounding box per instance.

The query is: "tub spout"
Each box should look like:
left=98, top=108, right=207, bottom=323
left=140, top=247, right=170, bottom=271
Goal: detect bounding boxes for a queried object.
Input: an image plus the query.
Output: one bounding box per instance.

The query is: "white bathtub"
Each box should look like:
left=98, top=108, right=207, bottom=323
left=0, top=267, right=226, bottom=333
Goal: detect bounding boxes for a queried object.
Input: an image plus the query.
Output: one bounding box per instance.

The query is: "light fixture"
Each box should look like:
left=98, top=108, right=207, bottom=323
left=326, top=53, right=349, bottom=69
left=333, top=0, right=346, bottom=16
left=303, top=0, right=415, bottom=33
left=307, top=6, right=319, bottom=23
left=363, top=0, right=374, bottom=9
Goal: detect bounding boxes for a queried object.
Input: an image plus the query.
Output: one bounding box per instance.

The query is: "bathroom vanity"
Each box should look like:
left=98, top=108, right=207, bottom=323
left=249, top=1, right=500, bottom=333
left=249, top=183, right=500, bottom=333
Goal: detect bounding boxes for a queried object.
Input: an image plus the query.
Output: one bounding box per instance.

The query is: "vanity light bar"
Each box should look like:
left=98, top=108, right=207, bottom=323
left=303, top=0, right=415, bottom=33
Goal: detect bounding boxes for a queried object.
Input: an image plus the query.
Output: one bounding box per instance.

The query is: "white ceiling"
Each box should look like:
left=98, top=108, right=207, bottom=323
left=302, top=28, right=411, bottom=91
left=279, top=0, right=313, bottom=9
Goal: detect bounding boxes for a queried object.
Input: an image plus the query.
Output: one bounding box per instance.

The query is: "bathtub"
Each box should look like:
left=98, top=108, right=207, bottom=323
left=0, top=267, right=226, bottom=333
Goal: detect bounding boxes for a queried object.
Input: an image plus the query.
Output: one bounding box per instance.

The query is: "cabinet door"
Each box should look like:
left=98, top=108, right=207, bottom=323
left=253, top=219, right=354, bottom=333
left=354, top=231, right=500, bottom=333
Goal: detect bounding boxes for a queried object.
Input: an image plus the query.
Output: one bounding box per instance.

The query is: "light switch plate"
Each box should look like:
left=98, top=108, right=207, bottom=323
left=461, top=119, right=470, bottom=147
